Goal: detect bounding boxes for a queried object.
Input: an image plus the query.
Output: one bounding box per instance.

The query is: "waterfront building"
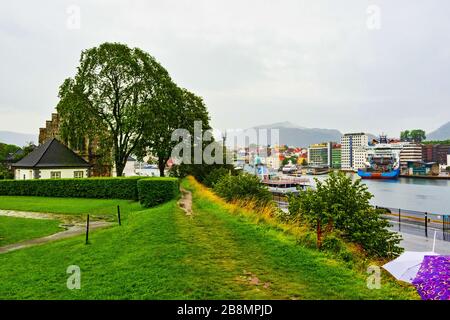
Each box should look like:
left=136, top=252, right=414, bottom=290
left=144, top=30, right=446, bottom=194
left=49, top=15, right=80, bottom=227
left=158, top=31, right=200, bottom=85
left=406, top=161, right=440, bottom=176
left=307, top=142, right=332, bottom=167
left=422, top=144, right=450, bottom=165
left=341, top=133, right=368, bottom=171
left=400, top=143, right=423, bottom=167
left=331, top=144, right=341, bottom=169
left=436, top=145, right=450, bottom=165
left=422, top=144, right=434, bottom=163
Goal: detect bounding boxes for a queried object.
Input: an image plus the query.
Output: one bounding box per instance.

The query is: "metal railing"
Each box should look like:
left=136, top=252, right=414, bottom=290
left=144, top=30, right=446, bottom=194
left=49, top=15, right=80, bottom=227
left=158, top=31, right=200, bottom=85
left=272, top=199, right=450, bottom=242
left=375, top=205, right=450, bottom=242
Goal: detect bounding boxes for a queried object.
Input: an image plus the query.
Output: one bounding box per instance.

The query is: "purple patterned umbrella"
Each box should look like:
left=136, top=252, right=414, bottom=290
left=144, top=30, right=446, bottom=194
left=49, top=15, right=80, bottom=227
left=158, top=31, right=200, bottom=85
left=412, top=255, right=450, bottom=300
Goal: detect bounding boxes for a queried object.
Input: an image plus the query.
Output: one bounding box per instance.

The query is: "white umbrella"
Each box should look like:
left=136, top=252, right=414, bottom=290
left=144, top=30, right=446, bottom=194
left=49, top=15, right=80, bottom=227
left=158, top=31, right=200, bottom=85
left=382, top=251, right=438, bottom=283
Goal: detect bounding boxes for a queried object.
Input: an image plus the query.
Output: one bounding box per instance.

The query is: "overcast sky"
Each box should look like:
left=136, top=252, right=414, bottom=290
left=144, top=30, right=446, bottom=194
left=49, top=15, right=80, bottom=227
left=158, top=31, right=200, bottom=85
left=1, top=0, right=449, bottom=137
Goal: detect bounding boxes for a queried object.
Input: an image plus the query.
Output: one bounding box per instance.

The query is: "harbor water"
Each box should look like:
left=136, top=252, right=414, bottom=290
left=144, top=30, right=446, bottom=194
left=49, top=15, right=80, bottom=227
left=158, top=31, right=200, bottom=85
left=310, top=174, right=450, bottom=215
left=243, top=164, right=450, bottom=214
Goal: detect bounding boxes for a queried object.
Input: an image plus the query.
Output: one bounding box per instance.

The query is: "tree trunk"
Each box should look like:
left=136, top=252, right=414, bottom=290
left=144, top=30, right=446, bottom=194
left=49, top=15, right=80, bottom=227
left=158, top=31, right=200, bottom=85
left=317, top=219, right=322, bottom=249
left=158, top=158, right=166, bottom=177
left=115, top=160, right=125, bottom=177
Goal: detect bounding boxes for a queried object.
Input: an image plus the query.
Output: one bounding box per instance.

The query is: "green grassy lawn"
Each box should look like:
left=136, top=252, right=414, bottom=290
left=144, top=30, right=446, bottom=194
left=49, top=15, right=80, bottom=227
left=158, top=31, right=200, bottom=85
left=0, top=196, right=142, bottom=217
left=0, top=179, right=417, bottom=299
left=0, top=216, right=63, bottom=246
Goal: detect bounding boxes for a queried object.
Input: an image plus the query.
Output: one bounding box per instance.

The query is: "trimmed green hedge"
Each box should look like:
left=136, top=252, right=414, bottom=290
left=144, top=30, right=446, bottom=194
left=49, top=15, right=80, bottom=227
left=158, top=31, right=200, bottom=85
left=138, top=178, right=180, bottom=208
left=0, top=177, right=143, bottom=200
left=0, top=176, right=180, bottom=206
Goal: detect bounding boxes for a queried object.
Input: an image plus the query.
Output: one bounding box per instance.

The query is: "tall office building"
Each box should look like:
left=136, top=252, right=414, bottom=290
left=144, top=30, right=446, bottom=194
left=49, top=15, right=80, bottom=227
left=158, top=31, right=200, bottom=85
left=341, top=133, right=368, bottom=171
left=399, top=143, right=423, bottom=167
left=307, top=142, right=332, bottom=167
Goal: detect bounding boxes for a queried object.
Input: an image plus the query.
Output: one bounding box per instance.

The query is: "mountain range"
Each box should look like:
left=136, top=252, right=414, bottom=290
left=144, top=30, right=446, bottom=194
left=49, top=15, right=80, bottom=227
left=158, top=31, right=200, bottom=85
left=1, top=121, right=448, bottom=149
left=227, top=121, right=343, bottom=147
left=426, top=121, right=450, bottom=141
left=0, top=131, right=37, bottom=147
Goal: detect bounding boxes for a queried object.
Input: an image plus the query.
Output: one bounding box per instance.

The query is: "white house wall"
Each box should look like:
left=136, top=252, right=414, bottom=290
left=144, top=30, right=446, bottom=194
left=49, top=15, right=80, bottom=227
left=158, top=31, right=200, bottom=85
left=15, top=169, right=34, bottom=180
left=123, top=161, right=137, bottom=177
left=39, top=168, right=89, bottom=179
left=15, top=168, right=89, bottom=180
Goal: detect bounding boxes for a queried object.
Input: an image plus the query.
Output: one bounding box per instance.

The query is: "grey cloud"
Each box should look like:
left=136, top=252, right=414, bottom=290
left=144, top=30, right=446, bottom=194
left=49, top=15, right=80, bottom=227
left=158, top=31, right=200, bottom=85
left=0, top=0, right=449, bottom=138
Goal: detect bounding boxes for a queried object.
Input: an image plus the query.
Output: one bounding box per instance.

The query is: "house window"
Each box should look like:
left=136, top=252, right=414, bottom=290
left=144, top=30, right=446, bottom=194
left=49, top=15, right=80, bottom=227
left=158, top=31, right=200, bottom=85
left=50, top=171, right=61, bottom=179
left=74, top=171, right=84, bottom=178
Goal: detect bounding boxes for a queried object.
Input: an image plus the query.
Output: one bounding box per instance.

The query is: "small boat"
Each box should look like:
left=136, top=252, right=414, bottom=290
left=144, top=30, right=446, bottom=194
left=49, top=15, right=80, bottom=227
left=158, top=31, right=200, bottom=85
left=282, top=164, right=297, bottom=174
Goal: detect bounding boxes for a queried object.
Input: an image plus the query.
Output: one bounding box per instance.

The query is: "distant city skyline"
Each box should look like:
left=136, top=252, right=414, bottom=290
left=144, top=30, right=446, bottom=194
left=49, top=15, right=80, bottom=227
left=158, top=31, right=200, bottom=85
left=1, top=1, right=450, bottom=137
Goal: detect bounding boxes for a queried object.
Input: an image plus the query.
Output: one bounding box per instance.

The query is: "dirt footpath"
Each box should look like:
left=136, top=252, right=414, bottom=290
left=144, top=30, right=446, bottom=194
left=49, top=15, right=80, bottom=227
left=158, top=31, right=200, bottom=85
left=0, top=210, right=112, bottom=254
left=178, top=188, right=193, bottom=216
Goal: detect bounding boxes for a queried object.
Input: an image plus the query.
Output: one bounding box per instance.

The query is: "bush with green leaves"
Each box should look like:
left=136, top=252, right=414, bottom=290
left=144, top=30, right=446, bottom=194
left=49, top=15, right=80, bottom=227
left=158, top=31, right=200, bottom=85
left=0, top=177, right=143, bottom=200
left=138, top=177, right=179, bottom=207
left=202, top=167, right=234, bottom=187
left=0, top=164, right=14, bottom=180
left=288, top=172, right=402, bottom=257
left=169, top=163, right=235, bottom=184
left=213, top=173, right=272, bottom=207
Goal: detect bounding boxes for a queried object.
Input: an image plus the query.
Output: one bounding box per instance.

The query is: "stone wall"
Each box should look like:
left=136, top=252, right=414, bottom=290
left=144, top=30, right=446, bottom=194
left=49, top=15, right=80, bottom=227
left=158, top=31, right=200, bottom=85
left=38, top=112, right=111, bottom=176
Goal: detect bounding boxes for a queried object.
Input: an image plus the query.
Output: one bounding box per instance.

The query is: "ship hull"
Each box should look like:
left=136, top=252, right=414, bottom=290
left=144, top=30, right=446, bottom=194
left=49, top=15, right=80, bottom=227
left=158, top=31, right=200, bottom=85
left=357, top=168, right=400, bottom=179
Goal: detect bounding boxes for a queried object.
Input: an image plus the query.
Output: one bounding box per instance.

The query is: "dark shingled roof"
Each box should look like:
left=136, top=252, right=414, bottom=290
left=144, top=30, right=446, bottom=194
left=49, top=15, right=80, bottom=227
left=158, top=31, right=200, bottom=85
left=12, top=138, right=90, bottom=168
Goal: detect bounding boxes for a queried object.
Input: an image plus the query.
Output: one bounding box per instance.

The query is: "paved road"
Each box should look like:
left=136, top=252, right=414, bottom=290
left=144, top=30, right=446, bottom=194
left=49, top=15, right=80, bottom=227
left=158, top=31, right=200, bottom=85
left=387, top=219, right=449, bottom=241
left=279, top=203, right=450, bottom=253
left=390, top=228, right=450, bottom=255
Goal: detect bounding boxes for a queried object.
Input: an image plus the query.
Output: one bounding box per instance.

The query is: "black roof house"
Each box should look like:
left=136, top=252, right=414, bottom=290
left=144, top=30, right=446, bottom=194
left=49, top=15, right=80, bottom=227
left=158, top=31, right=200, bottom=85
left=12, top=138, right=90, bottom=169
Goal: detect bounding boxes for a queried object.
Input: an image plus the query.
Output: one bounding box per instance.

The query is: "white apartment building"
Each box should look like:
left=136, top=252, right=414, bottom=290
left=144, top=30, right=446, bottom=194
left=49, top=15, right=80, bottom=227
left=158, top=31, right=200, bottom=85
left=341, top=133, right=369, bottom=171
left=399, top=143, right=423, bottom=167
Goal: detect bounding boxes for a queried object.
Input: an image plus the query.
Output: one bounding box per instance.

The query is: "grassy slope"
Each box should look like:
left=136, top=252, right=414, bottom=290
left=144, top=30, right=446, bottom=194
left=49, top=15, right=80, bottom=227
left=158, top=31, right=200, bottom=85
left=0, top=196, right=142, bottom=216
left=0, top=216, right=62, bottom=246
left=0, top=178, right=417, bottom=299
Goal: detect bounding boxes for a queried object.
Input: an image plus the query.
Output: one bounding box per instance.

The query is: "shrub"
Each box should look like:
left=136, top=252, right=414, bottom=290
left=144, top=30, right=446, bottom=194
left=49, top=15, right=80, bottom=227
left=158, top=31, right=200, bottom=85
left=288, top=172, right=403, bottom=258
left=296, top=230, right=318, bottom=249
left=321, top=233, right=345, bottom=253
left=213, top=173, right=272, bottom=207
left=0, top=177, right=143, bottom=200
left=138, top=177, right=180, bottom=207
left=170, top=163, right=235, bottom=184
left=202, top=167, right=232, bottom=187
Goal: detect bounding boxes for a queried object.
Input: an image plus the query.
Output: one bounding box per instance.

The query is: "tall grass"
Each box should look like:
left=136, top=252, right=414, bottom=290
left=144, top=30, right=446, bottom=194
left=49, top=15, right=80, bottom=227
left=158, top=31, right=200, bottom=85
left=185, top=176, right=379, bottom=270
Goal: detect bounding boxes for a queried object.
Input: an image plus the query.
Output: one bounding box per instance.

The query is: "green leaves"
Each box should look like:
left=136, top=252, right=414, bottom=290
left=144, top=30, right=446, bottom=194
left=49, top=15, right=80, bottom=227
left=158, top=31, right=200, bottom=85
left=213, top=173, right=272, bottom=207
left=57, top=42, right=212, bottom=177
left=288, top=172, right=403, bottom=257
left=400, top=129, right=426, bottom=142
left=137, top=178, right=180, bottom=207
left=0, top=177, right=143, bottom=200
left=57, top=43, right=176, bottom=176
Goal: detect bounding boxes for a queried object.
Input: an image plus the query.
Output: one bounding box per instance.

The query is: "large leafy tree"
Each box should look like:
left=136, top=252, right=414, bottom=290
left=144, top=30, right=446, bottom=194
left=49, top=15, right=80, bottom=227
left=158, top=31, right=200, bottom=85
left=400, top=129, right=426, bottom=143
left=0, top=142, right=21, bottom=160
left=138, top=86, right=211, bottom=177
left=0, top=142, right=35, bottom=179
left=57, top=43, right=173, bottom=176
left=409, top=129, right=426, bottom=143
left=400, top=130, right=410, bottom=142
